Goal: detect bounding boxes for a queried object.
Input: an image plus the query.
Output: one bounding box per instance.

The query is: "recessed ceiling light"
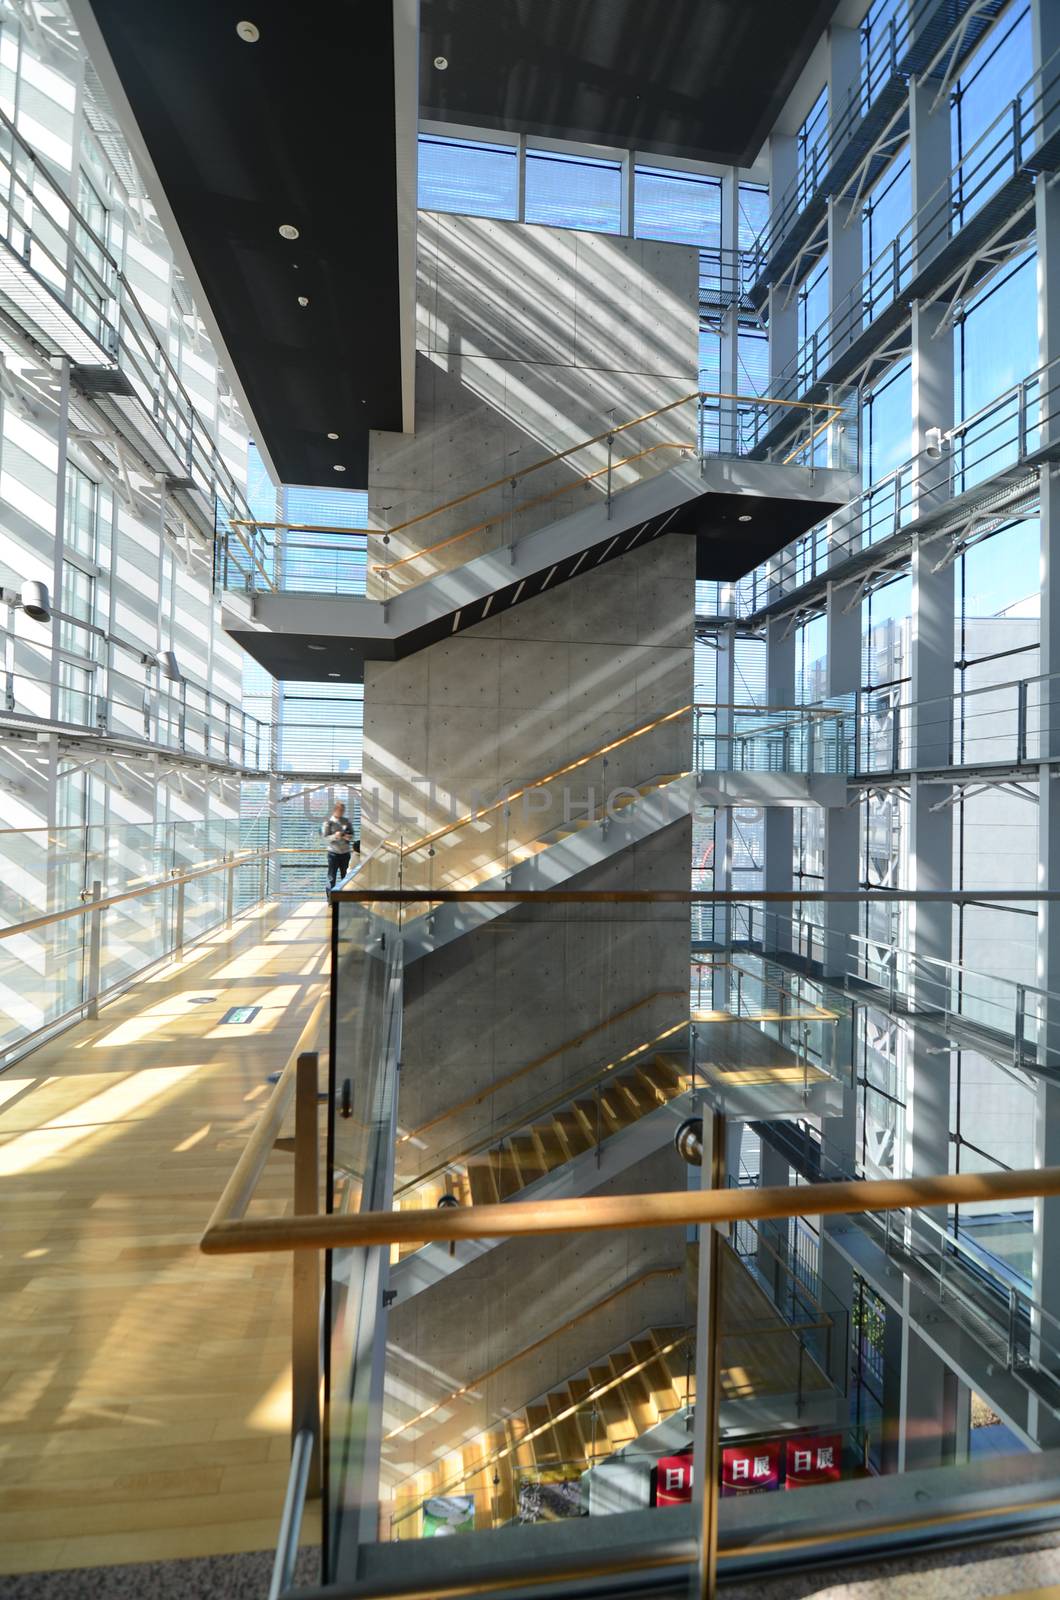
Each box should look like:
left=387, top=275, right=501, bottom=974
left=297, top=295, right=309, bottom=306
left=738, top=514, right=753, bottom=522
left=327, top=432, right=339, bottom=440
left=236, top=20, right=259, bottom=42
left=307, top=644, right=326, bottom=652
left=333, top=464, right=346, bottom=472
left=328, top=672, right=340, bottom=678
left=434, top=55, right=448, bottom=69
left=278, top=223, right=299, bottom=240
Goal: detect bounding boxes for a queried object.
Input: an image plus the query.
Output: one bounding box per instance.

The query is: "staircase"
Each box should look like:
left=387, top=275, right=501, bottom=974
left=222, top=446, right=857, bottom=683
left=400, top=770, right=694, bottom=962
left=385, top=1326, right=694, bottom=1537
left=394, top=1049, right=692, bottom=1241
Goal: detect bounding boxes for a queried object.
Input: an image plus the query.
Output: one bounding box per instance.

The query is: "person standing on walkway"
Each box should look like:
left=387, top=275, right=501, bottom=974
left=322, top=800, right=354, bottom=891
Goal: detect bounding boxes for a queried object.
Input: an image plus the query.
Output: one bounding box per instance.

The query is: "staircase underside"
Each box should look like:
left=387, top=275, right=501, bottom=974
left=224, top=457, right=856, bottom=683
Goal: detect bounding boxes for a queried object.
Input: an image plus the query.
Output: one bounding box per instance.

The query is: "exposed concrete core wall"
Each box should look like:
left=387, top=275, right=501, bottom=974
left=368, top=212, right=700, bottom=596
left=362, top=215, right=696, bottom=1415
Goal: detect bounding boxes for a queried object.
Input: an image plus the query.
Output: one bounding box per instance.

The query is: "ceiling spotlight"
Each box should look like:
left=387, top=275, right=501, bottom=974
left=434, top=55, right=448, bottom=69
left=307, top=644, right=326, bottom=652
left=236, top=20, right=259, bottom=42
left=278, top=223, right=299, bottom=240
left=333, top=464, right=346, bottom=472
left=738, top=514, right=753, bottom=522
left=327, top=431, right=339, bottom=440
left=328, top=672, right=341, bottom=678
left=297, top=295, right=309, bottom=306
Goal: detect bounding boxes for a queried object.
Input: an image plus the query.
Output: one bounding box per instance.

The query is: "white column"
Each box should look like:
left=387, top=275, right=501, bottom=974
left=1032, top=0, right=1060, bottom=1372
left=764, top=615, right=795, bottom=956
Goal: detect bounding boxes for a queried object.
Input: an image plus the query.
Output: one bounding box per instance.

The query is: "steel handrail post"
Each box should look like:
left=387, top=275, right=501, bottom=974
left=292, top=1051, right=322, bottom=1498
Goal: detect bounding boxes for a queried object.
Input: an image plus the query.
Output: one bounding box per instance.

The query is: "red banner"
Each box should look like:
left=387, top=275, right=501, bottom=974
left=784, top=1433, right=843, bottom=1488
left=655, top=1454, right=693, bottom=1506
left=720, top=1439, right=781, bottom=1495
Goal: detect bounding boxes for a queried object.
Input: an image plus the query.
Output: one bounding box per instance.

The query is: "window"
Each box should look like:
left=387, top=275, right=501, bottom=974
left=861, top=358, right=912, bottom=539
left=797, top=87, right=829, bottom=208
left=795, top=256, right=829, bottom=389
left=862, top=150, right=911, bottom=322
left=860, top=0, right=906, bottom=114
left=737, top=183, right=768, bottom=251
left=634, top=166, right=721, bottom=248
left=60, top=561, right=95, bottom=658
left=525, top=149, right=621, bottom=233
left=951, top=4, right=1032, bottom=230
left=417, top=134, right=518, bottom=219
left=73, top=170, right=113, bottom=341
left=954, top=251, right=1038, bottom=491
left=64, top=464, right=99, bottom=560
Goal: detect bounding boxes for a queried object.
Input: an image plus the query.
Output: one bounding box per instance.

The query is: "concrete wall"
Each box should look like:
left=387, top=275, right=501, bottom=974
left=368, top=212, right=700, bottom=596
left=382, top=1150, right=692, bottom=1488
left=361, top=214, right=697, bottom=1418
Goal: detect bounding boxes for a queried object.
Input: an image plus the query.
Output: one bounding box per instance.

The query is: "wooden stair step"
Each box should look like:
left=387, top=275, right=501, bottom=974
left=510, top=1133, right=547, bottom=1186
left=523, top=1402, right=560, bottom=1465
left=629, top=1338, right=681, bottom=1415
left=466, top=1158, right=500, bottom=1206
left=586, top=1367, right=634, bottom=1440
left=533, top=1121, right=568, bottom=1171
left=608, top=1354, right=657, bottom=1432
left=545, top=1392, right=584, bottom=1466
left=491, top=1146, right=522, bottom=1199
left=553, top=1109, right=593, bottom=1159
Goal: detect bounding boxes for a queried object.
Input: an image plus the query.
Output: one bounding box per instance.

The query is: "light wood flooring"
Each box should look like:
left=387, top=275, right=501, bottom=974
left=0, top=896, right=330, bottom=1575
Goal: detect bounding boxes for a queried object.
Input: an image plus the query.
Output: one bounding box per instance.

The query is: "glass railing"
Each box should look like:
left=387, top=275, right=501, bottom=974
left=327, top=843, right=404, bottom=1580
left=0, top=815, right=295, bottom=1062
left=218, top=389, right=843, bottom=601
left=694, top=698, right=856, bottom=775
left=726, top=906, right=1059, bottom=1074
left=197, top=883, right=1060, bottom=1599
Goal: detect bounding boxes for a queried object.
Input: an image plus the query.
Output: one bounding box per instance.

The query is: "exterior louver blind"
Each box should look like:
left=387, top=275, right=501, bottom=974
left=418, top=135, right=518, bottom=219
left=634, top=166, right=721, bottom=247
left=525, top=149, right=622, bottom=233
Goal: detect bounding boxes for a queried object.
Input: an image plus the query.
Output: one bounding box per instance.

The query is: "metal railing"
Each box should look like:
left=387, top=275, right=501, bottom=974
left=726, top=905, right=1057, bottom=1075
left=701, top=350, right=1060, bottom=621
left=745, top=0, right=991, bottom=278
left=694, top=698, right=856, bottom=775
left=0, top=105, right=255, bottom=539
left=199, top=884, right=1060, bottom=1599
left=219, top=389, right=842, bottom=599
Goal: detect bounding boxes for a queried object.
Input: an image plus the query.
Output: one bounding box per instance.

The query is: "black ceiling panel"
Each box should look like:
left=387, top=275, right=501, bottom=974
left=421, top=0, right=838, bottom=165
left=82, top=0, right=403, bottom=487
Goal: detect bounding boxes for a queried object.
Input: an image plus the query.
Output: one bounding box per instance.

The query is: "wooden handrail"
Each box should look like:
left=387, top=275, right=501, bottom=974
left=200, top=1163, right=1060, bottom=1256
left=369, top=440, right=693, bottom=576
left=393, top=704, right=692, bottom=856
left=202, top=992, right=329, bottom=1235
left=228, top=387, right=842, bottom=546
left=397, top=988, right=685, bottom=1147
left=396, top=1017, right=690, bottom=1199
left=383, top=1265, right=682, bottom=1442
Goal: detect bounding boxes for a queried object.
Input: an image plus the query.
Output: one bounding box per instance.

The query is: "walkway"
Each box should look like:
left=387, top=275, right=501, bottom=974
left=0, top=896, right=329, bottom=1575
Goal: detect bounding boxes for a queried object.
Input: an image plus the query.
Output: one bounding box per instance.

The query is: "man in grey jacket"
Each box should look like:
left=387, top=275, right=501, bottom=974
left=321, top=801, right=355, bottom=891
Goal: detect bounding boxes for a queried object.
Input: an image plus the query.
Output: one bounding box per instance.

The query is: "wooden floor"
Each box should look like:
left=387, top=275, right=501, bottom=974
left=0, top=896, right=330, bottom=1575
